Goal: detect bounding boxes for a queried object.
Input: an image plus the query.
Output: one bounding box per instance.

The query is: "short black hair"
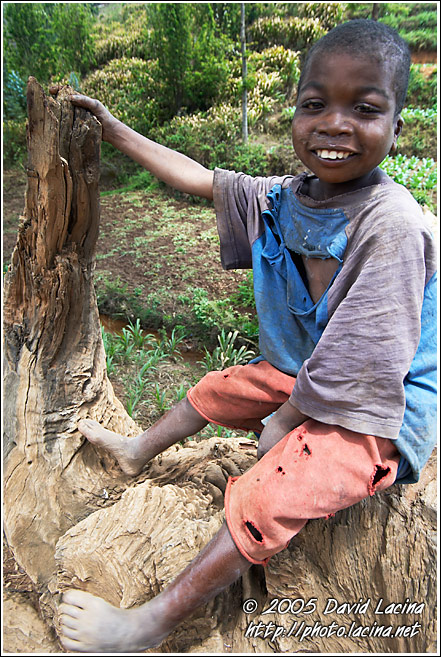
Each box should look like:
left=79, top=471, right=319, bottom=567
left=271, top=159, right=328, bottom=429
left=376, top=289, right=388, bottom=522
left=297, top=19, right=411, bottom=116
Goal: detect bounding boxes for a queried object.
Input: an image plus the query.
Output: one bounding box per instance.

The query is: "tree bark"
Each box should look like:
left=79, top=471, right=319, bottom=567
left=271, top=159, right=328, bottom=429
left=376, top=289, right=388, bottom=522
left=3, top=78, right=437, bottom=654
left=3, top=78, right=140, bottom=586
left=371, top=3, right=381, bottom=20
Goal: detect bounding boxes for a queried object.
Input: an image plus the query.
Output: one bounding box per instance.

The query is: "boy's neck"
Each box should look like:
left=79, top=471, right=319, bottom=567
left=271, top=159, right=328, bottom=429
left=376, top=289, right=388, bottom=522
left=304, top=167, right=386, bottom=201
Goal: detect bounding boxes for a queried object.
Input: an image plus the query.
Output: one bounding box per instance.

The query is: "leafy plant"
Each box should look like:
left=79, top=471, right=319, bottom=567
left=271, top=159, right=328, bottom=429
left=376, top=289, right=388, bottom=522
left=199, top=329, right=256, bottom=371
left=379, top=154, right=436, bottom=191
left=158, top=326, right=186, bottom=360
left=406, top=64, right=437, bottom=107
left=3, top=3, right=96, bottom=83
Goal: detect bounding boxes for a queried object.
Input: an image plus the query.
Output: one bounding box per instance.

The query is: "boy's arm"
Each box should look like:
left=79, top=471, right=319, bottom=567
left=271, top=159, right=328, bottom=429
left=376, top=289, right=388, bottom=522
left=257, top=401, right=309, bottom=460
left=70, top=94, right=214, bottom=200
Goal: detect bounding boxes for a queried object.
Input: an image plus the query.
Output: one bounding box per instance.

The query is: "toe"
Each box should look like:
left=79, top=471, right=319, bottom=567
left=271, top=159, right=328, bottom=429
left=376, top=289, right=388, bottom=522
left=60, top=613, right=79, bottom=630
left=59, top=635, right=86, bottom=653
left=59, top=602, right=81, bottom=618
left=78, top=419, right=96, bottom=433
left=62, top=588, right=93, bottom=607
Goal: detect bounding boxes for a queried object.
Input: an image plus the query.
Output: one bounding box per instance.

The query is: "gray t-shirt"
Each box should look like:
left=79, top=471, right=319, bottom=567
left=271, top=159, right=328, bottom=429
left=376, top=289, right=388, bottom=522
left=213, top=168, right=437, bottom=482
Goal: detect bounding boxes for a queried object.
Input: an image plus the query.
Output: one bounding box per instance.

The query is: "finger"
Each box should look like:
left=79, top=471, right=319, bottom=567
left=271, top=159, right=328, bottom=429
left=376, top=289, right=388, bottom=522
left=70, top=95, right=100, bottom=112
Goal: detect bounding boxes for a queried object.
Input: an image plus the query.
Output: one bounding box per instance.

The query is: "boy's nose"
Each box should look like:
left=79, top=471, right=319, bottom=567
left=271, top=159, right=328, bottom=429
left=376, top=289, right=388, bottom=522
left=316, top=110, right=353, bottom=136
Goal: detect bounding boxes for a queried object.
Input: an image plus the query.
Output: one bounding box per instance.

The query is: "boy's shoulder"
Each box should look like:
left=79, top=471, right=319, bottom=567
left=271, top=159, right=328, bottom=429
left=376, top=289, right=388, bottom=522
left=358, top=175, right=433, bottom=236
left=213, top=167, right=300, bottom=208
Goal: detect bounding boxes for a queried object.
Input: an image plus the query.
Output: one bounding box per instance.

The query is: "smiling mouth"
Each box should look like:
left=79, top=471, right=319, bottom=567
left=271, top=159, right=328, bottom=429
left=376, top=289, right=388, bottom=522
left=314, top=149, right=354, bottom=160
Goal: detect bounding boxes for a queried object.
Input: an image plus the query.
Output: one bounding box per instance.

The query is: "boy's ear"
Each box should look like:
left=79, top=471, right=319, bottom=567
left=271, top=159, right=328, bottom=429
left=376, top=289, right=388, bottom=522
left=389, top=115, right=404, bottom=154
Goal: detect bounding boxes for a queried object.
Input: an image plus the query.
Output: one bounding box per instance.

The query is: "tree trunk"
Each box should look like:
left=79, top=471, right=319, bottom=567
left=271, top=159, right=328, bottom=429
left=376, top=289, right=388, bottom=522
left=3, top=78, right=140, bottom=587
left=3, top=78, right=437, bottom=654
left=371, top=3, right=380, bottom=20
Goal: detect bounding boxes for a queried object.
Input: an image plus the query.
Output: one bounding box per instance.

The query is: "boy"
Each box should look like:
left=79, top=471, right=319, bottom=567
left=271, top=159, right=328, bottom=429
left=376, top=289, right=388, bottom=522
left=59, top=19, right=437, bottom=653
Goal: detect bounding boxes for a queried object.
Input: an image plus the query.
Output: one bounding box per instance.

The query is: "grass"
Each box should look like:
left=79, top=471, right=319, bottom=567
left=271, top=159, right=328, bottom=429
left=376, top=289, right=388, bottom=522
left=101, top=321, right=257, bottom=448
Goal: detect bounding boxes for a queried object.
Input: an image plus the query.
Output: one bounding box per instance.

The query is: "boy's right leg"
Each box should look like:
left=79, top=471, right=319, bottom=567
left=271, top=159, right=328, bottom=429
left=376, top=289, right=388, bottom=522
left=78, top=397, right=208, bottom=476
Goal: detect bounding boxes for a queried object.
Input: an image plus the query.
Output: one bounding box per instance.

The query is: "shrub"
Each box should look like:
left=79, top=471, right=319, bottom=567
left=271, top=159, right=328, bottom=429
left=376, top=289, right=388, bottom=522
left=295, top=2, right=347, bottom=30
left=82, top=57, right=161, bottom=133
left=248, top=16, right=326, bottom=51
left=406, top=64, right=437, bottom=107
left=94, top=31, right=150, bottom=67
left=399, top=106, right=437, bottom=160
left=3, top=68, right=27, bottom=120
left=379, top=154, right=437, bottom=207
left=151, top=104, right=267, bottom=175
left=3, top=119, right=27, bottom=166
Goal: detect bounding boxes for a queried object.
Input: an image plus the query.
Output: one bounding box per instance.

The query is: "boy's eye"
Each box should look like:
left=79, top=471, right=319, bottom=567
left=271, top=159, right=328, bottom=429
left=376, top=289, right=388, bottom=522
left=355, top=103, right=380, bottom=114
left=301, top=100, right=324, bottom=110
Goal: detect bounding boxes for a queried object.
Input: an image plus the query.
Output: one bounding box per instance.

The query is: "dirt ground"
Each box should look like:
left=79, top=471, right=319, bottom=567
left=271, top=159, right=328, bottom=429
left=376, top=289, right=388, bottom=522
left=3, top=167, right=249, bottom=305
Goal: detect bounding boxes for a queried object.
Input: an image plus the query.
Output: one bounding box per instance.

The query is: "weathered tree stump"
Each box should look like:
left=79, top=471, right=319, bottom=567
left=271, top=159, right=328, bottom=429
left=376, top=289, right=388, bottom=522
left=3, top=79, right=437, bottom=653
left=3, top=77, right=140, bottom=587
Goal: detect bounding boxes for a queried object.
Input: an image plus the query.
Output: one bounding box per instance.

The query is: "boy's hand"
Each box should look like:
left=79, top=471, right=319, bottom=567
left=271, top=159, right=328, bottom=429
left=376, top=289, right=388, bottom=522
left=70, top=94, right=120, bottom=143
left=70, top=94, right=214, bottom=199
left=257, top=402, right=308, bottom=460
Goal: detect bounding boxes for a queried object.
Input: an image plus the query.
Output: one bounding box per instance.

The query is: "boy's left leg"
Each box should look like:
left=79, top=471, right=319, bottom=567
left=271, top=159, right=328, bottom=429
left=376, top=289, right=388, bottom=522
left=59, top=418, right=400, bottom=653
left=58, top=521, right=251, bottom=653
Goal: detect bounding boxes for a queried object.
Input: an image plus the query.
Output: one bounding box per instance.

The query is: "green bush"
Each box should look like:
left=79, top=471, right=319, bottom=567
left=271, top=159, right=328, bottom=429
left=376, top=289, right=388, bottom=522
left=398, top=106, right=437, bottom=160
left=380, top=154, right=437, bottom=208
left=151, top=104, right=267, bottom=175
left=344, top=3, right=437, bottom=52
left=82, top=57, right=161, bottom=133
left=249, top=15, right=326, bottom=51
left=94, top=31, right=150, bottom=67
left=3, top=3, right=96, bottom=83
left=3, top=68, right=27, bottom=121
left=406, top=64, right=437, bottom=107
left=295, top=2, right=347, bottom=30
left=3, top=119, right=27, bottom=166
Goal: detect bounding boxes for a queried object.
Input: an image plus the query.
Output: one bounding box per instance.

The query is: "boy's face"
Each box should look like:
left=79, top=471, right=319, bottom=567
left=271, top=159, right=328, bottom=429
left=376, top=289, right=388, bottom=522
left=292, top=52, right=403, bottom=196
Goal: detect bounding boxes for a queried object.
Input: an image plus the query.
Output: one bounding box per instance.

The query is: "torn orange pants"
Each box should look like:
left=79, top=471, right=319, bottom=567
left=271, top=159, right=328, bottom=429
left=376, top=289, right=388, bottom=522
left=187, top=361, right=400, bottom=565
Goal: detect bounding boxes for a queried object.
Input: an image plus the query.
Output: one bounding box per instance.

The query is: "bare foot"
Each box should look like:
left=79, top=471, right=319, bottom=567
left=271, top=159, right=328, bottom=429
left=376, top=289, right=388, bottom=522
left=78, top=419, right=149, bottom=476
left=58, top=589, right=170, bottom=653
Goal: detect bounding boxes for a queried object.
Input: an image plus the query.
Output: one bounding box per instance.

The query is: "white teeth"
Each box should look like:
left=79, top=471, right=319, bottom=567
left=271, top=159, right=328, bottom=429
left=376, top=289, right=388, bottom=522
left=316, top=149, right=351, bottom=160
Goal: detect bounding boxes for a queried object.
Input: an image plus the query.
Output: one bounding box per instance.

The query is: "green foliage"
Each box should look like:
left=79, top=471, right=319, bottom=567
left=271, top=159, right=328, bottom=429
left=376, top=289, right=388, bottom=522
left=151, top=104, right=267, bottom=174
left=406, top=64, right=437, bottom=107
left=3, top=119, right=27, bottom=166
left=399, top=105, right=437, bottom=160
left=176, top=287, right=258, bottom=342
left=3, top=3, right=95, bottom=83
left=82, top=57, right=161, bottom=133
left=3, top=67, right=27, bottom=120
left=249, top=15, right=326, bottom=51
left=92, top=5, right=150, bottom=67
left=344, top=2, right=437, bottom=52
left=379, top=154, right=437, bottom=204
left=182, top=4, right=231, bottom=114
left=227, top=46, right=301, bottom=125
left=101, top=169, right=160, bottom=196
left=232, top=272, right=256, bottom=308
left=147, top=3, right=191, bottom=119
left=199, top=330, right=256, bottom=372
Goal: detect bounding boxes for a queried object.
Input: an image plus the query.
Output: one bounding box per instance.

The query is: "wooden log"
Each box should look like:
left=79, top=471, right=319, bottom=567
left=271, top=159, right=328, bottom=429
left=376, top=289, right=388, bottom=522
left=3, top=78, right=140, bottom=586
